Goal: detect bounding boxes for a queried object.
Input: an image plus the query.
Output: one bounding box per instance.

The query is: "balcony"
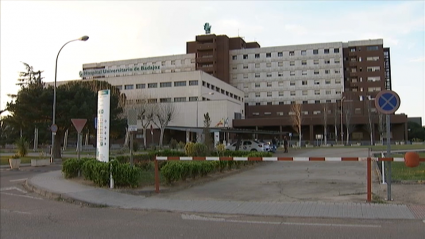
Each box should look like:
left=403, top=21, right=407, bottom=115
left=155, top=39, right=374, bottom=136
left=197, top=43, right=214, bottom=51
left=198, top=65, right=214, bottom=73
left=196, top=56, right=214, bottom=64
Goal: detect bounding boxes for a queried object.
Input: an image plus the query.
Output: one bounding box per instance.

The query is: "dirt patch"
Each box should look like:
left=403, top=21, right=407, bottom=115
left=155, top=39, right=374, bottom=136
left=374, top=181, right=425, bottom=205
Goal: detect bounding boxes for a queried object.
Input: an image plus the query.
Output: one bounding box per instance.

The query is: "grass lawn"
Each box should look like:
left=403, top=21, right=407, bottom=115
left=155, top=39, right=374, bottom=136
left=391, top=162, right=425, bottom=181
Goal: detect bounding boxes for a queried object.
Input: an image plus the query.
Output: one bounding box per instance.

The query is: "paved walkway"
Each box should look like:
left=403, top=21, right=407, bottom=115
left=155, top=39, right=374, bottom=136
left=26, top=170, right=420, bottom=220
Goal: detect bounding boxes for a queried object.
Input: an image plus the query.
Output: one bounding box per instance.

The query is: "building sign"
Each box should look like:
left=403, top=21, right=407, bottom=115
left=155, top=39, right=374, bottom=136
left=80, top=65, right=161, bottom=78
left=97, top=89, right=110, bottom=162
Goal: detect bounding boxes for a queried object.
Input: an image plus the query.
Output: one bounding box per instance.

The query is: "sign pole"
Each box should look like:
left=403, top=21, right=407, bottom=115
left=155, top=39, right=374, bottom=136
left=386, top=114, right=392, bottom=200
left=130, top=131, right=133, bottom=167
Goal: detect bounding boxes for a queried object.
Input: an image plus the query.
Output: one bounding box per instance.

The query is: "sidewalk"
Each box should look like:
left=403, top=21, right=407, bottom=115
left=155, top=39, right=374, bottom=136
left=26, top=170, right=420, bottom=220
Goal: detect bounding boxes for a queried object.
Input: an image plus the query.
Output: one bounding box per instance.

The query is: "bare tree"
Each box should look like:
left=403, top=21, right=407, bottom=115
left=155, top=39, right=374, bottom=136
left=344, top=101, right=354, bottom=145
left=203, top=112, right=213, bottom=152
left=333, top=103, right=339, bottom=144
left=290, top=103, right=302, bottom=147
left=152, top=102, right=176, bottom=147
left=323, top=103, right=329, bottom=145
left=125, top=99, right=154, bottom=149
left=378, top=112, right=385, bottom=144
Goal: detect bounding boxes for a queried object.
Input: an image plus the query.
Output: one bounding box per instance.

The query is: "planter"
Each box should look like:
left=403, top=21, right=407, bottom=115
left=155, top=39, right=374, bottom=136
left=9, top=158, right=21, bottom=170
left=31, top=158, right=50, bottom=167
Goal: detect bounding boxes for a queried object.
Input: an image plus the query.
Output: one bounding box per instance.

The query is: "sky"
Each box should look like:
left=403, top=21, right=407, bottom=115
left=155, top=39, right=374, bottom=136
left=1, top=1, right=424, bottom=124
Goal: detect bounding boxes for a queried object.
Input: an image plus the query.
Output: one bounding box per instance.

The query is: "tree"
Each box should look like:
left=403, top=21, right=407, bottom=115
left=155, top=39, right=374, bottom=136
left=408, top=121, right=425, bottom=142
left=365, top=100, right=376, bottom=145
left=344, top=101, right=354, bottom=145
left=290, top=103, right=302, bottom=147
left=333, top=103, right=339, bottom=144
left=203, top=112, right=213, bottom=152
left=6, top=78, right=126, bottom=159
left=152, top=102, right=176, bottom=148
left=125, top=99, right=154, bottom=149
left=323, top=103, right=329, bottom=145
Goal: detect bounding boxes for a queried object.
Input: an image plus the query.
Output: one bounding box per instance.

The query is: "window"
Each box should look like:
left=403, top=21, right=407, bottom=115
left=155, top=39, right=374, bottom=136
left=160, top=98, right=171, bottom=102
left=232, top=65, right=237, bottom=70
left=148, top=83, right=157, bottom=88
left=314, top=59, right=319, bottom=65
left=313, top=110, right=321, bottom=115
left=302, top=111, right=308, bottom=115
left=279, top=91, right=284, bottom=96
left=161, top=61, right=165, bottom=66
left=366, top=46, right=379, bottom=51
left=232, top=55, right=237, bottom=60
left=334, top=48, right=340, bottom=53
left=314, top=70, right=319, bottom=75
left=255, top=83, right=260, bottom=88
left=255, top=73, right=260, bottom=78
left=171, top=60, right=175, bottom=65
left=367, top=66, right=380, bottom=72
left=266, top=53, right=271, bottom=58
left=244, top=83, right=249, bottom=88
left=267, top=82, right=272, bottom=87
left=325, top=79, right=331, bottom=84
left=313, top=49, right=318, bottom=55
left=290, top=91, right=295, bottom=96
left=278, top=52, right=283, bottom=57
left=243, top=64, right=248, bottom=69
left=355, top=108, right=362, bottom=114
left=302, top=80, right=307, bottom=85
left=148, top=98, right=157, bottom=103
left=350, top=48, right=356, bottom=52
left=267, top=92, right=272, bottom=97
left=232, top=74, right=237, bottom=80
left=174, top=97, right=186, bottom=102
left=335, top=69, right=340, bottom=74
left=115, top=85, right=122, bottom=90
left=266, top=62, right=271, bottom=67
left=189, top=80, right=198, bottom=85
left=255, top=63, right=260, bottom=68
left=124, top=84, right=134, bottom=90
left=278, top=72, right=283, bottom=77
left=301, top=50, right=306, bottom=55
left=255, top=92, right=260, bottom=97
left=302, top=90, right=308, bottom=95
left=290, top=71, right=295, bottom=76
left=335, top=59, right=340, bottom=64
left=289, top=51, right=295, bottom=56
left=325, top=70, right=330, bottom=74
left=326, top=90, right=331, bottom=95
left=335, top=79, right=341, bottom=84
left=290, top=81, right=295, bottom=86
left=368, top=87, right=381, bottom=92
left=314, top=80, right=320, bottom=85
left=136, top=84, right=145, bottom=89
left=189, top=97, right=198, bottom=101
left=278, top=81, right=284, bottom=86
left=160, top=82, right=172, bottom=88
left=290, top=61, right=295, bottom=66
left=367, top=76, right=380, bottom=82
left=277, top=112, right=284, bottom=116
left=243, top=74, right=248, bottom=78
left=266, top=73, right=272, bottom=77
left=314, top=90, right=320, bottom=95
left=367, top=56, right=379, bottom=61
left=243, top=54, right=248, bottom=59
left=324, top=49, right=329, bottom=54
left=302, top=70, right=307, bottom=75
left=301, top=60, right=307, bottom=65
left=278, top=62, right=283, bottom=67
left=255, top=54, right=260, bottom=58
left=324, top=60, right=330, bottom=64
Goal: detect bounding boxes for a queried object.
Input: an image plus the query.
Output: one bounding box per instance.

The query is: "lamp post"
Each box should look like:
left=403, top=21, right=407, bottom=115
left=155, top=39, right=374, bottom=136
left=196, top=92, right=214, bottom=142
left=51, top=36, right=89, bottom=162
left=340, top=96, right=345, bottom=144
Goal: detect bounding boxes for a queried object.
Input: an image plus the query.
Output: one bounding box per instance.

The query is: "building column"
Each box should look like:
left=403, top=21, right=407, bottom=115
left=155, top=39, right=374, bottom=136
left=309, top=124, right=314, bottom=142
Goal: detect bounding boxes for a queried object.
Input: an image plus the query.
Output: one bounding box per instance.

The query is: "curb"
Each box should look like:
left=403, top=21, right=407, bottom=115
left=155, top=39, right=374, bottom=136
left=24, top=179, right=108, bottom=208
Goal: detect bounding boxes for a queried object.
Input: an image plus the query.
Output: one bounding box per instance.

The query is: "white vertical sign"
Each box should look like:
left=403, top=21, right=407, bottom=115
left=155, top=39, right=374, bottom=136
left=97, top=90, right=110, bottom=162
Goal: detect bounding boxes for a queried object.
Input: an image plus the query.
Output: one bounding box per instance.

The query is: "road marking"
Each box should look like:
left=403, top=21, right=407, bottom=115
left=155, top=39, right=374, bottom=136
left=9, top=178, right=28, bottom=182
left=0, top=186, right=28, bottom=193
left=181, top=214, right=381, bottom=228
left=1, top=209, right=32, bottom=215
left=0, top=192, right=43, bottom=200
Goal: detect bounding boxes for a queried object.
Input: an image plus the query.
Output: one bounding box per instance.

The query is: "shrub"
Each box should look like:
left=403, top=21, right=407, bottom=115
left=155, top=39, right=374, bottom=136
left=184, top=142, right=195, bottom=156
left=62, top=158, right=95, bottom=178
left=15, top=137, right=28, bottom=157
left=192, top=143, right=208, bottom=156
left=161, top=162, right=182, bottom=184
left=110, top=160, right=142, bottom=188
left=177, top=141, right=185, bottom=150
left=169, top=138, right=178, bottom=149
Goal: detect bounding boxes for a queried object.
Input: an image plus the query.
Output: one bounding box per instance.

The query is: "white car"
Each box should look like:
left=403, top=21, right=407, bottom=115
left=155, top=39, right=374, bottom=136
left=226, top=140, right=267, bottom=152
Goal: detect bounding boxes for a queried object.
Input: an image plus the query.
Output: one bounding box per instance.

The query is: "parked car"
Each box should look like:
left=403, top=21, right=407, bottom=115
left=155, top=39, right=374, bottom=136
left=226, top=140, right=267, bottom=152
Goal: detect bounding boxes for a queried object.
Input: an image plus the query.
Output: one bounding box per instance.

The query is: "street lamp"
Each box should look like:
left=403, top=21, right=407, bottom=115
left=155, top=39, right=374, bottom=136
left=51, top=36, right=89, bottom=162
left=340, top=96, right=345, bottom=144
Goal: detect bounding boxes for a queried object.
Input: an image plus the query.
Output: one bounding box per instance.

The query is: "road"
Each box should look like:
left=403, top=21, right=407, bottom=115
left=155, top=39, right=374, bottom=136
left=1, top=150, right=425, bottom=238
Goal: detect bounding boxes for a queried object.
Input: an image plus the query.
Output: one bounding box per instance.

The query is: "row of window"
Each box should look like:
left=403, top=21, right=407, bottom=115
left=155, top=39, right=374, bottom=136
left=243, top=78, right=342, bottom=88
left=201, top=81, right=243, bottom=102
left=249, top=89, right=341, bottom=98
left=349, top=46, right=379, bottom=52
left=233, top=68, right=342, bottom=80
left=348, top=66, right=380, bottom=73
left=231, top=58, right=341, bottom=70
left=251, top=107, right=374, bottom=116
left=232, top=48, right=340, bottom=60
left=117, top=80, right=199, bottom=90
left=106, top=59, right=195, bottom=69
